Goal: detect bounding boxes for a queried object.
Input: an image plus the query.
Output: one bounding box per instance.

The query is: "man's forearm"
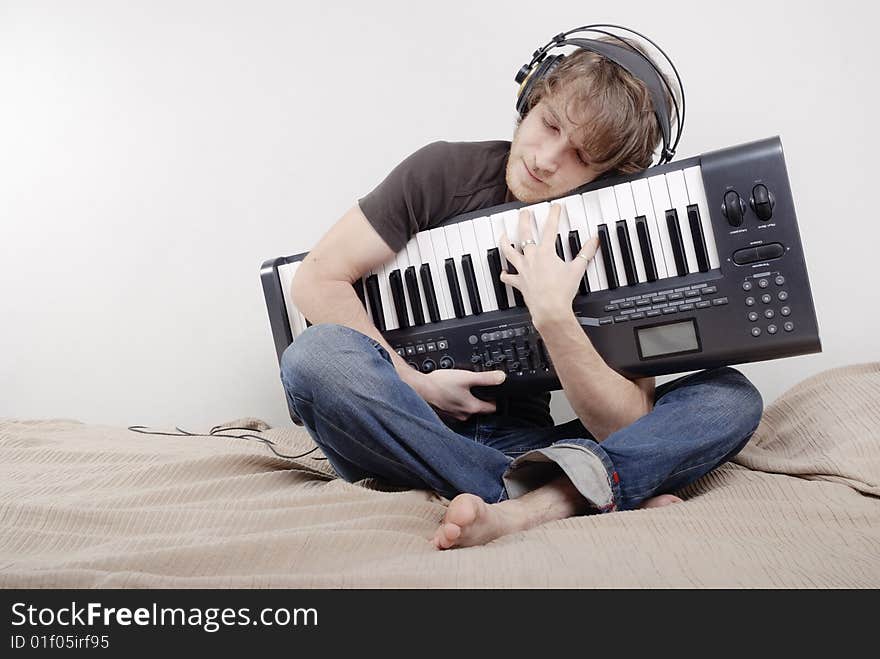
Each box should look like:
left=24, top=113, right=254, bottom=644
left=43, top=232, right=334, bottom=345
left=292, top=276, right=425, bottom=390
left=534, top=311, right=652, bottom=441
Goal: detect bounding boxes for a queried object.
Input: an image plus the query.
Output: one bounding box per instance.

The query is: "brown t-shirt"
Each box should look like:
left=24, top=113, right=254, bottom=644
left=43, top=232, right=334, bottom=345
left=357, top=140, right=553, bottom=428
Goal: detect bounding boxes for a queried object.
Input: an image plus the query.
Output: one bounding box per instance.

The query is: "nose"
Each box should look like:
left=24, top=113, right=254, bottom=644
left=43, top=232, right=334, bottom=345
left=534, top=137, right=564, bottom=176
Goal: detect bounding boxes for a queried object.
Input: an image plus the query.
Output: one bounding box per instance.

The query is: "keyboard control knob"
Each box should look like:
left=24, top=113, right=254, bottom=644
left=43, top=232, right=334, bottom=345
left=751, top=184, right=775, bottom=221
left=439, top=356, right=454, bottom=369
left=421, top=359, right=436, bottom=373
left=722, top=190, right=745, bottom=227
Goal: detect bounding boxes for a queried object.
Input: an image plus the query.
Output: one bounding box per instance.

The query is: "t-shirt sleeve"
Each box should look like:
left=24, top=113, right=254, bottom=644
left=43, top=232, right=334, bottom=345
left=357, top=141, right=456, bottom=253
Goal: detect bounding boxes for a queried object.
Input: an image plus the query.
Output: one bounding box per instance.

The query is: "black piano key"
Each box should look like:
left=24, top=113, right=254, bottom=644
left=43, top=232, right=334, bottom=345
left=404, top=266, right=425, bottom=325
left=687, top=204, right=710, bottom=272
left=635, top=215, right=658, bottom=282
left=486, top=248, right=509, bottom=310
left=353, top=278, right=367, bottom=310
left=444, top=258, right=466, bottom=318
left=388, top=269, right=409, bottom=329
left=555, top=234, right=564, bottom=260
left=365, top=274, right=385, bottom=331
left=665, top=209, right=688, bottom=276
left=305, top=318, right=312, bottom=328
left=506, top=244, right=526, bottom=307
left=418, top=263, right=441, bottom=322
left=615, top=220, right=638, bottom=286
left=568, top=230, right=590, bottom=296
left=461, top=254, right=483, bottom=315
left=596, top=224, right=619, bottom=289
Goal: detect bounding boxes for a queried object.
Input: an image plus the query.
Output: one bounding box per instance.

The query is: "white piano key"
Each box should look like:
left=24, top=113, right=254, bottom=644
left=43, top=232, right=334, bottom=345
left=597, top=187, right=629, bottom=286
left=405, top=237, right=431, bottom=323
left=427, top=227, right=456, bottom=320
left=631, top=178, right=669, bottom=279
left=458, top=219, right=494, bottom=314
left=613, top=183, right=648, bottom=284
left=378, top=262, right=398, bottom=330
left=491, top=209, right=518, bottom=308
left=394, top=247, right=415, bottom=327
left=277, top=260, right=304, bottom=338
left=416, top=229, right=451, bottom=320
left=443, top=224, right=473, bottom=317
left=683, top=166, right=721, bottom=270
left=646, top=174, right=680, bottom=280
left=561, top=194, right=601, bottom=292
left=666, top=170, right=700, bottom=275
left=580, top=190, right=609, bottom=290
left=472, top=217, right=500, bottom=312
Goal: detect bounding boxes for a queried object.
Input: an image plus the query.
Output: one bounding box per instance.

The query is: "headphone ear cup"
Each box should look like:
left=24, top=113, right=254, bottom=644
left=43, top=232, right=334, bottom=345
left=515, top=54, right=564, bottom=118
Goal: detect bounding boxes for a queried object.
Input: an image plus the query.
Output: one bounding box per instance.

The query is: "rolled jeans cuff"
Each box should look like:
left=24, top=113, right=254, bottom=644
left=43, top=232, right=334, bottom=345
left=501, top=441, right=621, bottom=513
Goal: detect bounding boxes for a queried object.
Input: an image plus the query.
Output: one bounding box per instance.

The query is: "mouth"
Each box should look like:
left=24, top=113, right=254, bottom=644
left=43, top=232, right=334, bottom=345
left=523, top=160, right=544, bottom=184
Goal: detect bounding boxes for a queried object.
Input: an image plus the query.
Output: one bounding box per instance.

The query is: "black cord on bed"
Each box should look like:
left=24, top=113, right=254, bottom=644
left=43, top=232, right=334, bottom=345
left=126, top=424, right=327, bottom=461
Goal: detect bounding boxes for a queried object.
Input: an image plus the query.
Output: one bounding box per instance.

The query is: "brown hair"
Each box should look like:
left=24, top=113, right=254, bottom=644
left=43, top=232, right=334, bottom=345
left=517, top=36, right=681, bottom=176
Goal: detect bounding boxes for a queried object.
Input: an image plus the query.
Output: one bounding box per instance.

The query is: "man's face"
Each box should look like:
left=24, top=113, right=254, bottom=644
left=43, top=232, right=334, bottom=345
left=506, top=95, right=604, bottom=204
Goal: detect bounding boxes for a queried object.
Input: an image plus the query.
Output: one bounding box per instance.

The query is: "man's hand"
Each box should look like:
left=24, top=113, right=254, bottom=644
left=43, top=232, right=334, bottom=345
left=415, top=368, right=508, bottom=422
left=499, top=203, right=599, bottom=327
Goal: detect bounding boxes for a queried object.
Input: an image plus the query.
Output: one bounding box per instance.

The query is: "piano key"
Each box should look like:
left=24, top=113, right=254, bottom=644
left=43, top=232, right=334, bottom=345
left=404, top=266, right=425, bottom=325
left=472, top=217, right=500, bottom=312
left=378, top=262, right=399, bottom=329
left=665, top=209, right=689, bottom=276
left=486, top=247, right=508, bottom=310
left=646, top=174, right=680, bottom=280
left=277, top=260, right=304, bottom=338
left=686, top=204, right=710, bottom=272
left=461, top=254, right=483, bottom=314
left=444, top=258, right=466, bottom=317
left=561, top=194, right=601, bottom=292
left=683, top=166, right=721, bottom=269
left=555, top=234, right=564, bottom=259
left=426, top=227, right=456, bottom=320
left=597, top=187, right=630, bottom=285
left=596, top=223, right=619, bottom=289
left=365, top=273, right=385, bottom=331
left=615, top=220, right=638, bottom=285
left=631, top=179, right=669, bottom=279
left=418, top=263, right=441, bottom=322
left=443, top=224, right=473, bottom=317
left=567, top=230, right=590, bottom=296
left=580, top=190, right=610, bottom=290
left=388, top=268, right=409, bottom=329
left=405, top=238, right=431, bottom=322
left=666, top=170, right=700, bottom=275
left=416, top=229, right=451, bottom=321
left=613, top=183, right=648, bottom=283
left=497, top=210, right=526, bottom=307
left=634, top=216, right=658, bottom=282
left=395, top=247, right=416, bottom=328
left=458, top=220, right=494, bottom=313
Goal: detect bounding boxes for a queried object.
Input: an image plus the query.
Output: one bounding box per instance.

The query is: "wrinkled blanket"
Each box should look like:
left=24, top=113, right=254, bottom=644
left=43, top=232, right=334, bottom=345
left=1, top=363, right=878, bottom=588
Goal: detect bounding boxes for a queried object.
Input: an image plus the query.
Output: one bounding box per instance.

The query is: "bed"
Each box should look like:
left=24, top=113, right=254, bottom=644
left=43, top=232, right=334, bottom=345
left=1, top=362, right=878, bottom=588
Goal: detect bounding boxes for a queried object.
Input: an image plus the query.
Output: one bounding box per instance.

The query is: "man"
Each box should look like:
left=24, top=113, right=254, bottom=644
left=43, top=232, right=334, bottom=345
left=280, top=37, right=763, bottom=550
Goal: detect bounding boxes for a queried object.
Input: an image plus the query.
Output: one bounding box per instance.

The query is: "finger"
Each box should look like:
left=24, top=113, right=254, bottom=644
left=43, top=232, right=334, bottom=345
left=477, top=370, right=506, bottom=386
left=573, top=236, right=600, bottom=272
left=498, top=269, right=521, bottom=290
left=498, top=232, right=524, bottom=270
left=518, top=209, right=536, bottom=251
left=540, top=203, right=562, bottom=254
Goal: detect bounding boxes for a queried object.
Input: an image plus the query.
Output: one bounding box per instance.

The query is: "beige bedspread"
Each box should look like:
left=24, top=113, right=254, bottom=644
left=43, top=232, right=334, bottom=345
left=2, top=363, right=878, bottom=588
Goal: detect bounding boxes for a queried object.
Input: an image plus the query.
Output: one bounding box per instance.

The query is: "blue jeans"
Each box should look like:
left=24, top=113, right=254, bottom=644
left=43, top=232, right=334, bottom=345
left=279, top=323, right=763, bottom=512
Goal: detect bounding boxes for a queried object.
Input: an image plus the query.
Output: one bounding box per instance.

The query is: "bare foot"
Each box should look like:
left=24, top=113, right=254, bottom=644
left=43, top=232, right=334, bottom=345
left=432, top=493, right=529, bottom=550
left=638, top=493, right=684, bottom=509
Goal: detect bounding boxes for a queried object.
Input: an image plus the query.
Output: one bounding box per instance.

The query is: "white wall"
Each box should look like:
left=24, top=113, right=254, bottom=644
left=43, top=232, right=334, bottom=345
left=1, top=0, right=877, bottom=429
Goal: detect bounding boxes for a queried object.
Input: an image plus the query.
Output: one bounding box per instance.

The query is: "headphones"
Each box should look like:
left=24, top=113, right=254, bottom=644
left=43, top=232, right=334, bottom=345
left=514, top=24, right=685, bottom=167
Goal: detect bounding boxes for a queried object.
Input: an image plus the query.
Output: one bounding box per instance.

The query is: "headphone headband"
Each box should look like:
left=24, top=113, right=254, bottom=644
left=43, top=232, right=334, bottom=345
left=515, top=25, right=685, bottom=167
